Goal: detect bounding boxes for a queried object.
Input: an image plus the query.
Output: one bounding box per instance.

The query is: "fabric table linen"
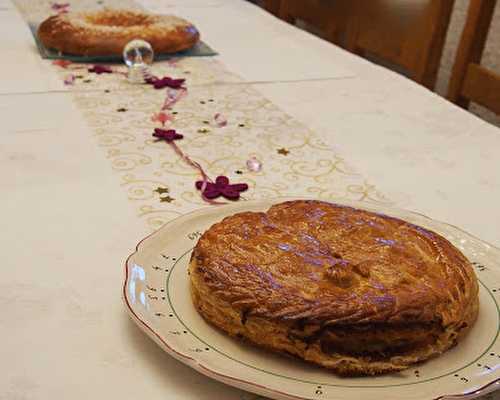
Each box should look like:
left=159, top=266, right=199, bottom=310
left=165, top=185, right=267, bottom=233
left=1, top=0, right=500, bottom=399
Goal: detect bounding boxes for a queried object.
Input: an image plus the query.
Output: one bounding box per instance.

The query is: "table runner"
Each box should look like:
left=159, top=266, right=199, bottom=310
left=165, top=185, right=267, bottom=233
left=60, top=62, right=390, bottom=232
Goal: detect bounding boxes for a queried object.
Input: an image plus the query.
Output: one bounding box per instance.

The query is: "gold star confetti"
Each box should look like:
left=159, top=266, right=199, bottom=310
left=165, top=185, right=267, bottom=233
left=277, top=148, right=290, bottom=156
left=198, top=128, right=210, bottom=133
left=154, top=187, right=169, bottom=194
left=160, top=195, right=175, bottom=203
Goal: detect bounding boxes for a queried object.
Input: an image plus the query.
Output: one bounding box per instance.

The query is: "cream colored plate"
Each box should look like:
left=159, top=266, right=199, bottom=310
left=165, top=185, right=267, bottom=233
left=123, top=198, right=500, bottom=400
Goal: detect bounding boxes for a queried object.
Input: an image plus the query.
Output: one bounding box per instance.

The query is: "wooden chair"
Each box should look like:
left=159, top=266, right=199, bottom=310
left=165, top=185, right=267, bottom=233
left=277, top=1, right=351, bottom=45
left=258, top=0, right=282, bottom=16
left=447, top=0, right=500, bottom=115
left=345, top=0, right=455, bottom=89
left=277, top=0, right=455, bottom=89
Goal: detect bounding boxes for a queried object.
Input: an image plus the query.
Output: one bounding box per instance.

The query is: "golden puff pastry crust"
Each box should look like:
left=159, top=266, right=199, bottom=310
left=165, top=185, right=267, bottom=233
left=38, top=9, right=199, bottom=56
left=189, top=200, right=479, bottom=376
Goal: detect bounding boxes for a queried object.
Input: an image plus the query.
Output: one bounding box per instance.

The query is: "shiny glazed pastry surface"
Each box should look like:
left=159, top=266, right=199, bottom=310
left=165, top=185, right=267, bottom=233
left=190, top=200, right=479, bottom=375
left=38, top=9, right=199, bottom=56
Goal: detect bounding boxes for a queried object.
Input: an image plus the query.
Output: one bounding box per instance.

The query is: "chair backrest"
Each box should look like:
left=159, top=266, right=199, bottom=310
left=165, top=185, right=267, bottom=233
left=260, top=0, right=282, bottom=16
left=277, top=0, right=351, bottom=45
left=277, top=0, right=455, bottom=89
left=343, top=0, right=455, bottom=89
left=447, top=0, right=500, bottom=115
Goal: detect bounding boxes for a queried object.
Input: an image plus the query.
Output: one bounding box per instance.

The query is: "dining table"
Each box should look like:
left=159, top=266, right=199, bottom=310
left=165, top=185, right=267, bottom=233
left=1, top=0, right=500, bottom=399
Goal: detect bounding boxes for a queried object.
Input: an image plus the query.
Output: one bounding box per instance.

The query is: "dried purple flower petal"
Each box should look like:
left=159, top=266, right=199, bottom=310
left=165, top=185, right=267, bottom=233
left=88, top=65, right=113, bottom=74
left=146, top=76, right=185, bottom=89
left=153, top=128, right=183, bottom=142
left=195, top=175, right=248, bottom=200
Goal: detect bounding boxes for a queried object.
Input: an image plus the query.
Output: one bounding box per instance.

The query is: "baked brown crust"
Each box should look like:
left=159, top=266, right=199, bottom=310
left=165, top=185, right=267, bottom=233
left=37, top=9, right=199, bottom=56
left=189, top=200, right=479, bottom=375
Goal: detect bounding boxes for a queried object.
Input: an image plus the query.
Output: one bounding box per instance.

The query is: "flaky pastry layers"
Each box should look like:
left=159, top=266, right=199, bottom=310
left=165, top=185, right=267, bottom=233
left=38, top=9, right=199, bottom=56
left=189, top=200, right=479, bottom=376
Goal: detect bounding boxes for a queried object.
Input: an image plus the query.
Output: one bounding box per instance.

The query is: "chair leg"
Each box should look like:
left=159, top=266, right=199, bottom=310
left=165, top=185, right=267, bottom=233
left=416, top=0, right=455, bottom=90
left=277, top=0, right=296, bottom=23
left=262, top=0, right=282, bottom=16
left=447, top=0, right=497, bottom=108
left=343, top=2, right=361, bottom=53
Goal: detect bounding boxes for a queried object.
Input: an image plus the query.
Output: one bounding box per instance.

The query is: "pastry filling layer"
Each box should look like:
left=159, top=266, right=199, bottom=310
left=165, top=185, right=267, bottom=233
left=289, top=322, right=442, bottom=359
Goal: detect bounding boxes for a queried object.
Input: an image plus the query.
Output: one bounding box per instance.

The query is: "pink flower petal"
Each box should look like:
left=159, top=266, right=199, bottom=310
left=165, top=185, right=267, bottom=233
left=63, top=74, right=75, bottom=85
left=214, top=113, right=227, bottom=128
left=246, top=157, right=262, bottom=172
left=52, top=59, right=72, bottom=68
left=151, top=112, right=172, bottom=125
left=51, top=2, right=69, bottom=10
left=162, top=87, right=187, bottom=110
left=167, top=59, right=179, bottom=67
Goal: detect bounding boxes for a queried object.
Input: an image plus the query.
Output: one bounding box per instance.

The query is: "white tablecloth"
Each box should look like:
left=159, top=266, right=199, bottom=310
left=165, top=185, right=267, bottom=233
left=0, top=7, right=64, bottom=93
left=1, top=0, right=499, bottom=399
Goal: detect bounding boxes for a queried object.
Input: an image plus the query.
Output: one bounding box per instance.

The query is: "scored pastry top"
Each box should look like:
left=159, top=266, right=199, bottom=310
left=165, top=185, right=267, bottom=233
left=192, top=200, right=478, bottom=329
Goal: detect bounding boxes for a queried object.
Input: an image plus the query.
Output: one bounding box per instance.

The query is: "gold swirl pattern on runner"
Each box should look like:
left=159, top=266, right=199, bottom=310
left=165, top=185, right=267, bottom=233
left=120, top=174, right=172, bottom=201
left=94, top=127, right=136, bottom=147
left=107, top=149, right=152, bottom=171
left=346, top=182, right=393, bottom=203
left=138, top=206, right=183, bottom=230
left=81, top=79, right=393, bottom=230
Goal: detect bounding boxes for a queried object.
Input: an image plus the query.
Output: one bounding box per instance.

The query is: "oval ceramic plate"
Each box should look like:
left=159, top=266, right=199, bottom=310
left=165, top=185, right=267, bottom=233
left=123, top=198, right=500, bottom=400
